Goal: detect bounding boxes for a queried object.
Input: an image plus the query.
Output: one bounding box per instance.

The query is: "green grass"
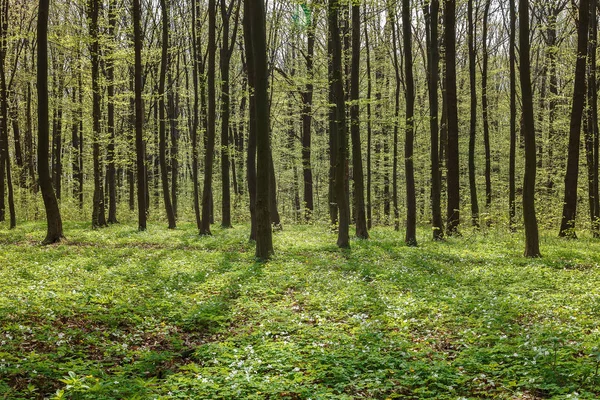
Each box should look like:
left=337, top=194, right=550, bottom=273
left=1, top=221, right=600, bottom=399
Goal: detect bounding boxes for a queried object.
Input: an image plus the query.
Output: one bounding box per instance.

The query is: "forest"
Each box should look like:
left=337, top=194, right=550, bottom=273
left=1, top=0, right=600, bottom=398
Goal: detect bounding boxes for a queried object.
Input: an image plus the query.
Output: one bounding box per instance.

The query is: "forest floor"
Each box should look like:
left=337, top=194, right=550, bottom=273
left=1, top=222, right=600, bottom=399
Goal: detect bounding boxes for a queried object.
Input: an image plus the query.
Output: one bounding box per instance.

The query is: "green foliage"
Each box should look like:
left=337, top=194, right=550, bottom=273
left=1, top=222, right=600, bottom=398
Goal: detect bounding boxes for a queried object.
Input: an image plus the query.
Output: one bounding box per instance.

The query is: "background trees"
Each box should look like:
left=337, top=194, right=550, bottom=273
left=0, top=0, right=597, bottom=256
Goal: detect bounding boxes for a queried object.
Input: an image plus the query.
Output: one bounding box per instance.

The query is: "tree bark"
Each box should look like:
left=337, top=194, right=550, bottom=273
left=559, top=0, right=590, bottom=238
left=350, top=3, right=368, bottom=239
left=509, top=0, right=517, bottom=231
left=302, top=8, right=316, bottom=222
left=133, top=0, right=147, bottom=231
left=106, top=0, right=118, bottom=224
left=467, top=0, right=479, bottom=227
left=38, top=0, right=63, bottom=243
left=519, top=0, right=541, bottom=257
left=585, top=0, right=599, bottom=236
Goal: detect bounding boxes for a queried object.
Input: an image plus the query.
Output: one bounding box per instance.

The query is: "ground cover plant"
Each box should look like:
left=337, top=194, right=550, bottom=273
left=1, top=222, right=600, bottom=399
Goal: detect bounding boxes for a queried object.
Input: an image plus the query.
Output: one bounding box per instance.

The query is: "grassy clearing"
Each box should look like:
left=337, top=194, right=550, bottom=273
left=1, top=222, right=600, bottom=399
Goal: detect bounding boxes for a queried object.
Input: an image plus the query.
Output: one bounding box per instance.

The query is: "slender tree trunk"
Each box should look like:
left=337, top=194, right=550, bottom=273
left=350, top=3, right=368, bottom=239
left=481, top=0, right=492, bottom=213
left=107, top=0, right=118, bottom=224
left=547, top=10, right=559, bottom=191
left=220, top=0, right=232, bottom=228
left=201, top=0, right=216, bottom=235
left=403, top=0, right=417, bottom=245
left=246, top=0, right=274, bottom=259
left=364, top=2, right=372, bottom=229
left=133, top=0, right=147, bottom=231
left=191, top=0, right=202, bottom=230
left=444, top=0, right=460, bottom=235
left=585, top=0, right=600, bottom=237
left=390, top=6, right=400, bottom=232
left=424, top=0, right=443, bottom=239
left=559, top=0, right=590, bottom=238
left=467, top=0, right=479, bottom=227
left=0, top=0, right=14, bottom=227
left=159, top=0, right=176, bottom=229
left=37, top=0, right=63, bottom=243
left=89, top=0, right=106, bottom=228
left=509, top=0, right=516, bottom=231
left=302, top=11, right=315, bottom=222
left=519, top=0, right=541, bottom=257
left=329, top=0, right=350, bottom=248
left=243, top=3, right=257, bottom=241
left=25, top=83, right=36, bottom=192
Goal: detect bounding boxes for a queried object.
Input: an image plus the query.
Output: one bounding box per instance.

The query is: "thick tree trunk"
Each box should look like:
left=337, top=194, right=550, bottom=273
left=350, top=4, right=368, bottom=239
left=37, top=0, right=63, bottom=243
left=329, top=0, right=350, bottom=249
left=246, top=0, right=274, bottom=260
left=559, top=0, right=590, bottom=238
left=220, top=0, right=233, bottom=228
left=519, top=0, right=541, bottom=257
left=444, top=0, right=460, bottom=235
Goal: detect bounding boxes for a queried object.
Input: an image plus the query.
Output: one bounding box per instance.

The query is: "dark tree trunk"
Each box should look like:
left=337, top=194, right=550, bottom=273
left=37, top=0, right=63, bottom=243
left=329, top=0, right=350, bottom=249
left=243, top=3, right=257, bottom=241
left=585, top=0, right=600, bottom=236
left=509, top=0, right=516, bottom=231
left=200, top=0, right=216, bottom=235
left=444, top=0, right=460, bottom=235
left=403, top=0, right=417, bottom=246
left=106, top=0, right=118, bottom=224
left=89, top=0, right=106, bottom=228
left=220, top=0, right=232, bottom=228
left=0, top=0, right=14, bottom=227
left=25, top=83, right=36, bottom=192
left=191, top=0, right=202, bottom=230
left=350, top=4, right=368, bottom=239
left=559, top=0, right=590, bottom=238
left=133, top=0, right=147, bottom=231
left=390, top=6, right=400, bottom=232
left=481, top=0, right=492, bottom=212
left=328, top=30, right=338, bottom=227
left=9, top=99, right=24, bottom=188
left=424, top=0, right=443, bottom=239
left=519, top=0, right=541, bottom=257
left=364, top=2, right=372, bottom=230
left=301, top=12, right=316, bottom=222
left=169, top=55, right=180, bottom=219
left=246, top=0, right=274, bottom=260
left=159, top=0, right=176, bottom=229
left=467, top=0, right=479, bottom=227
left=71, top=84, right=81, bottom=206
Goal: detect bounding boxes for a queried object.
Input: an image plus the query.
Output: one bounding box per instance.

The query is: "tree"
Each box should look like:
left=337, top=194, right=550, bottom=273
left=559, top=0, right=590, bottom=238
left=133, top=0, right=147, bottom=231
left=402, top=0, right=416, bottom=245
left=467, top=0, right=479, bottom=227
left=519, top=0, right=541, bottom=257
left=424, top=0, right=443, bottom=240
left=350, top=2, right=368, bottom=239
left=329, top=0, right=350, bottom=248
left=159, top=0, right=176, bottom=229
left=200, top=0, right=216, bottom=235
left=38, top=0, right=63, bottom=243
left=481, top=0, right=492, bottom=214
left=301, top=4, right=316, bottom=222
left=444, top=0, right=460, bottom=235
left=106, top=0, right=118, bottom=224
left=245, top=0, right=273, bottom=259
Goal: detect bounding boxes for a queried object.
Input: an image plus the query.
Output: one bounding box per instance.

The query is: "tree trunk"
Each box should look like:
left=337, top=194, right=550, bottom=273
left=390, top=6, right=400, bottom=232
left=89, top=0, right=106, bottom=228
left=37, top=0, right=63, bottom=243
left=519, top=0, right=541, bottom=257
left=220, top=0, right=233, bottom=228
left=364, top=2, right=372, bottom=230
left=302, top=11, right=315, bottom=222
left=159, top=0, right=176, bottom=229
left=106, top=0, right=118, bottom=224
left=509, top=0, right=517, bottom=231
left=424, top=0, right=443, bottom=239
left=559, top=0, right=589, bottom=238
left=350, top=3, right=368, bottom=239
left=329, top=0, right=350, bottom=249
left=467, top=0, right=479, bottom=227
left=481, top=0, right=492, bottom=213
left=246, top=0, right=274, bottom=260
left=201, top=0, right=216, bottom=235
left=403, top=0, right=417, bottom=246
left=444, top=0, right=460, bottom=235
left=133, top=0, right=147, bottom=231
